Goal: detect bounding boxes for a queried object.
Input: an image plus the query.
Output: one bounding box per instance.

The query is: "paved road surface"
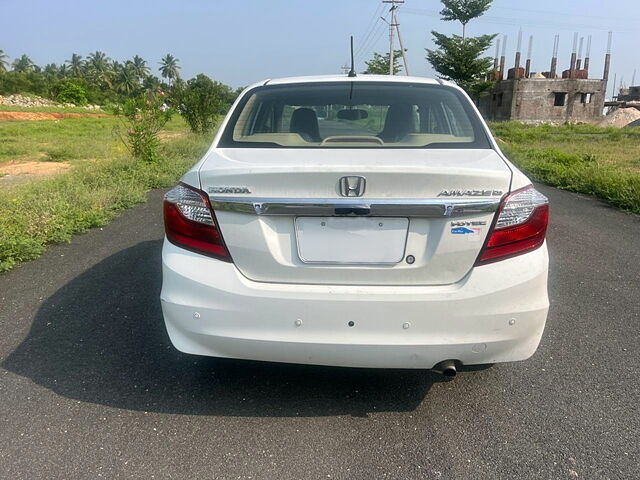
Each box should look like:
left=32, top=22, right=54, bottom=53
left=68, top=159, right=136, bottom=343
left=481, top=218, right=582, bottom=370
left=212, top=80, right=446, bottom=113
left=1, top=185, right=638, bottom=479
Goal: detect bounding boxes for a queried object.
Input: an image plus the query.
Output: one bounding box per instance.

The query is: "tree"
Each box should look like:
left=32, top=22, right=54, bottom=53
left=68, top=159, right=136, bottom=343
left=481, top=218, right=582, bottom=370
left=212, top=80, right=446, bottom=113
left=130, top=55, right=150, bottom=78
left=86, top=51, right=112, bottom=88
left=439, top=0, right=492, bottom=39
left=0, top=50, right=9, bottom=73
left=58, top=64, right=69, bottom=78
left=159, top=54, right=180, bottom=85
left=114, top=62, right=139, bottom=96
left=43, top=63, right=60, bottom=78
left=142, top=74, right=161, bottom=91
left=66, top=53, right=84, bottom=77
left=172, top=74, right=233, bottom=134
left=426, top=0, right=496, bottom=98
left=363, top=50, right=403, bottom=75
left=12, top=54, right=36, bottom=73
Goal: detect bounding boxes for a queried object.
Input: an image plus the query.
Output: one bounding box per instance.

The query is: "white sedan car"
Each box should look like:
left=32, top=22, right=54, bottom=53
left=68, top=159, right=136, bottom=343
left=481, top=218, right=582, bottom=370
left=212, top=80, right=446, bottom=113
left=161, top=75, right=549, bottom=376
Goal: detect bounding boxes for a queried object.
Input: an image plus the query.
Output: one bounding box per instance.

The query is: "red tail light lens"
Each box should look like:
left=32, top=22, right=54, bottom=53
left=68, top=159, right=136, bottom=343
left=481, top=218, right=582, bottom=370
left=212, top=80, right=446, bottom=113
left=163, top=183, right=232, bottom=262
left=476, top=185, right=549, bottom=265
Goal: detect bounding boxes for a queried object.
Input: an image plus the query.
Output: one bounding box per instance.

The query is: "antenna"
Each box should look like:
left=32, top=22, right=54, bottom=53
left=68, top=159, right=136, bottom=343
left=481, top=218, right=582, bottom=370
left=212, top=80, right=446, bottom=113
left=348, top=36, right=357, bottom=77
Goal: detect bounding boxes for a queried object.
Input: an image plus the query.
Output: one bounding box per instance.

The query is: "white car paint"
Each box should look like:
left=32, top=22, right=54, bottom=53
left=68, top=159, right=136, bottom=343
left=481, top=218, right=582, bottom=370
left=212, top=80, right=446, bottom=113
left=161, top=75, right=550, bottom=370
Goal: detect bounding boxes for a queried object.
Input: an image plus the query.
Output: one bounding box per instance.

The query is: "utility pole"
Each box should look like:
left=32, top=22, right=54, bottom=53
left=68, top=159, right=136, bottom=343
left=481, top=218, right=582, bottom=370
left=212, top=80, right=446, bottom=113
left=382, top=0, right=406, bottom=75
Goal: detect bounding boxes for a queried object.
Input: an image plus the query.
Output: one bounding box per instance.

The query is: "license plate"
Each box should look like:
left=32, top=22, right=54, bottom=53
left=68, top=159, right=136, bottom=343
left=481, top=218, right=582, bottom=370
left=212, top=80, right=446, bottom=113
left=294, top=217, right=408, bottom=264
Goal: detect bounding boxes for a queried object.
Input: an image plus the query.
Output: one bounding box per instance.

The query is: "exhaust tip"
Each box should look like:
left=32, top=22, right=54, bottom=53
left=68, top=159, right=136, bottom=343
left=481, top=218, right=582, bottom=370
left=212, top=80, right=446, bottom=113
left=433, top=360, right=458, bottom=377
left=442, top=366, right=457, bottom=377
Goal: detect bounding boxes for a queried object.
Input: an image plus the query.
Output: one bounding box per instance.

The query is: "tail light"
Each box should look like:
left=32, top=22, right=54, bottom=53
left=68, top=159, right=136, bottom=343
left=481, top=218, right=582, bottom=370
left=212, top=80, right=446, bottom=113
left=476, top=185, right=549, bottom=265
left=163, top=183, right=232, bottom=262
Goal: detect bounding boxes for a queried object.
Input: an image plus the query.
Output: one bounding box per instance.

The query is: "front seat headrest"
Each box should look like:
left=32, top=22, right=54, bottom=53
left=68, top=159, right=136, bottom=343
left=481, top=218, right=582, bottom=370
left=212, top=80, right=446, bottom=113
left=290, top=108, right=321, bottom=142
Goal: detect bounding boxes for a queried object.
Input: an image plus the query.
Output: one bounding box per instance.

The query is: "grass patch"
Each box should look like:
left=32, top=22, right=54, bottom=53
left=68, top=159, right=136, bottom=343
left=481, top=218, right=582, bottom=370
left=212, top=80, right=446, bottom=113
left=0, top=129, right=211, bottom=272
left=0, top=115, right=187, bottom=164
left=0, top=116, right=122, bottom=164
left=491, top=122, right=640, bottom=213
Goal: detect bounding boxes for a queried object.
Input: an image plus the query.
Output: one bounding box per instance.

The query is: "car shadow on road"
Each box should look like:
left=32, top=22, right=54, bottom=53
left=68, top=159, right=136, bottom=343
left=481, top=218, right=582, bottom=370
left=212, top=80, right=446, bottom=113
left=3, top=240, right=458, bottom=417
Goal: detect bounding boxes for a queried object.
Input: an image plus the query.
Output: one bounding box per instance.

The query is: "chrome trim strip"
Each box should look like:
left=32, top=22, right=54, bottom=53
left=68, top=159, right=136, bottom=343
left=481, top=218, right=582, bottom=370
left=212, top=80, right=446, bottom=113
left=208, top=196, right=500, bottom=217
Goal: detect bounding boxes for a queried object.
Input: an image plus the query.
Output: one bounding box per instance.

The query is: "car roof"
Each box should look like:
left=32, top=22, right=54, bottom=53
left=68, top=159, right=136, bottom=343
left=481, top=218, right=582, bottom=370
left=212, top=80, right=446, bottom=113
left=260, top=74, right=453, bottom=87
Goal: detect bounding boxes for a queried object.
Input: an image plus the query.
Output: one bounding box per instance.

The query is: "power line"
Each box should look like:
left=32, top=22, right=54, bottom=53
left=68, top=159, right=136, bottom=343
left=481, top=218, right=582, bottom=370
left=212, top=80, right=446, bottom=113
left=354, top=2, right=386, bottom=55
left=354, top=14, right=388, bottom=63
left=354, top=8, right=387, bottom=59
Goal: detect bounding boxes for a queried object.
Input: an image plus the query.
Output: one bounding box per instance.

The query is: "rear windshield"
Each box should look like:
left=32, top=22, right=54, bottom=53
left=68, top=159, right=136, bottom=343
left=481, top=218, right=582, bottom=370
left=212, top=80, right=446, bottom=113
left=218, top=82, right=490, bottom=149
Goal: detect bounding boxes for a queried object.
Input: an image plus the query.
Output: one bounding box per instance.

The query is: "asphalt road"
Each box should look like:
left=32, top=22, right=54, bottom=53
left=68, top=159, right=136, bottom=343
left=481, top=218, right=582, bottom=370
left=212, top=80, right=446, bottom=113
left=1, top=185, right=638, bottom=479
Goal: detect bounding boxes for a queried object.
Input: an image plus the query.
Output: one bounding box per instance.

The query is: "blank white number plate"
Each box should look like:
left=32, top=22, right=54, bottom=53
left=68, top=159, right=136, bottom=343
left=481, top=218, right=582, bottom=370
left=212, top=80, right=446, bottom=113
left=295, top=217, right=408, bottom=264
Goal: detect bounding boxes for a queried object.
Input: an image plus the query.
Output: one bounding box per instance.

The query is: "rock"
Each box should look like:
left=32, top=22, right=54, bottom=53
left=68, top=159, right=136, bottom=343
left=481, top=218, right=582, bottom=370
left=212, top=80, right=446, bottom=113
left=0, top=93, right=103, bottom=111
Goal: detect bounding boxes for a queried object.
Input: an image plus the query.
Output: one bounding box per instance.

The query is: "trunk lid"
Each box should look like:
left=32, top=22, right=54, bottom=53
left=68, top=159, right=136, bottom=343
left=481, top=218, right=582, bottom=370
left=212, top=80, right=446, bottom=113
left=199, top=148, right=511, bottom=286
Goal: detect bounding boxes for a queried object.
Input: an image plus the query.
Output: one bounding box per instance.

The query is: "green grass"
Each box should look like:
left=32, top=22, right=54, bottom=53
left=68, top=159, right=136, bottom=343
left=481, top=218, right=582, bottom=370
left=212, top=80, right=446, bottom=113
left=0, top=114, right=187, bottom=164
left=0, top=116, right=211, bottom=272
left=490, top=122, right=640, bottom=213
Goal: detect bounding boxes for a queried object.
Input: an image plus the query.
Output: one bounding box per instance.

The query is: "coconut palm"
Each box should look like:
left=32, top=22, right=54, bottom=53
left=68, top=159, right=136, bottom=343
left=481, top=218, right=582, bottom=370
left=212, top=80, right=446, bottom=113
left=131, top=55, right=150, bottom=78
left=142, top=74, right=161, bottom=91
left=114, top=61, right=139, bottom=95
left=12, top=54, right=36, bottom=73
left=86, top=51, right=113, bottom=88
left=43, top=63, right=60, bottom=78
left=66, top=53, right=84, bottom=77
left=159, top=54, right=180, bottom=85
left=0, top=49, right=9, bottom=72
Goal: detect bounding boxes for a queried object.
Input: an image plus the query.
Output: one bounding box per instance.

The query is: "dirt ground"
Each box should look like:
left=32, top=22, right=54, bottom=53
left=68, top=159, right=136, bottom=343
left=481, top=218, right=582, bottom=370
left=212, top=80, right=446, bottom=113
left=0, top=161, right=70, bottom=185
left=0, top=111, right=108, bottom=121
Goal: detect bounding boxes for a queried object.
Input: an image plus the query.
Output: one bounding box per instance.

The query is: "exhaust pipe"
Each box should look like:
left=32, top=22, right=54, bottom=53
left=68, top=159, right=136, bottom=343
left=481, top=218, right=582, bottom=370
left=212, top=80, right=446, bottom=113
left=432, top=360, right=457, bottom=377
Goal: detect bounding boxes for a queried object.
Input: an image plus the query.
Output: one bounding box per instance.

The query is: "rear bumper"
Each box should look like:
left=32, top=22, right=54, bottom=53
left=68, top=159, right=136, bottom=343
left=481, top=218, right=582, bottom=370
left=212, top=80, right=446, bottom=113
left=160, top=240, right=549, bottom=369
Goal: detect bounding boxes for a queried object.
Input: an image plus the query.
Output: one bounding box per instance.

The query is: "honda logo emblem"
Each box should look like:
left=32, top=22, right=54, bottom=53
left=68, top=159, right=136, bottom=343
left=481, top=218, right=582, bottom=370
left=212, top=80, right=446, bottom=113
left=339, top=176, right=366, bottom=197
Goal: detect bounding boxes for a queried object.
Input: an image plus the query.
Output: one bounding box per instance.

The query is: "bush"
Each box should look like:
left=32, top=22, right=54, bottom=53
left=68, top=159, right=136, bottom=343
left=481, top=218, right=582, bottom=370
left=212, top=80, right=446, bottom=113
left=172, top=74, right=235, bottom=134
left=114, top=91, right=171, bottom=162
left=55, top=80, right=88, bottom=105
left=0, top=70, right=50, bottom=97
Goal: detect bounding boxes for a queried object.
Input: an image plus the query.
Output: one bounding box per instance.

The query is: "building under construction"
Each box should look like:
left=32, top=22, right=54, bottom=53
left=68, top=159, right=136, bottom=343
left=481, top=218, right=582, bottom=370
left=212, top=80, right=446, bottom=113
left=479, top=32, right=612, bottom=123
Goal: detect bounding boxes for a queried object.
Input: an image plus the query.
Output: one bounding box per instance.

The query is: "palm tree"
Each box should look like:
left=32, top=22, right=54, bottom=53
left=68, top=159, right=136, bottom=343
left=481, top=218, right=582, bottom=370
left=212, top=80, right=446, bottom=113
left=43, top=63, right=59, bottom=78
left=159, top=54, right=180, bottom=85
left=114, top=61, right=140, bottom=95
left=12, top=54, right=36, bottom=73
left=131, top=55, right=150, bottom=78
left=86, top=51, right=112, bottom=88
left=66, top=53, right=84, bottom=77
left=142, top=74, right=161, bottom=91
left=0, top=50, right=9, bottom=72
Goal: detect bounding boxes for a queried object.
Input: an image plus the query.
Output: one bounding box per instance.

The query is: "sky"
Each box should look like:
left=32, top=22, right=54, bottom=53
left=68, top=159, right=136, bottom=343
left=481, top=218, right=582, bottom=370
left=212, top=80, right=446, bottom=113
left=2, top=0, right=639, bottom=97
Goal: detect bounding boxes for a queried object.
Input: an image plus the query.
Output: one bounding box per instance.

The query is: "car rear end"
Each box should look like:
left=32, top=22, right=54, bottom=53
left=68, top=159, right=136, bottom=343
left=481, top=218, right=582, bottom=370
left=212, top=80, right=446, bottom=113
left=160, top=76, right=549, bottom=370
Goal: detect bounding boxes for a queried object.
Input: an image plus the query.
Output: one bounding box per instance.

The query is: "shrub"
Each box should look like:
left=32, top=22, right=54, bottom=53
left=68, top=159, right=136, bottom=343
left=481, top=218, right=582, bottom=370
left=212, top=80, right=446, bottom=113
left=55, top=80, right=88, bottom=105
left=113, top=91, right=171, bottom=163
left=172, top=74, right=235, bottom=134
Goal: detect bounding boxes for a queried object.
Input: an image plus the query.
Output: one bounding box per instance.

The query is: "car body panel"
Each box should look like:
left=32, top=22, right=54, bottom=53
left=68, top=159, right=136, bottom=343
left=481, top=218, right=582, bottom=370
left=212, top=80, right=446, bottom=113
left=161, top=240, right=549, bottom=368
left=198, top=148, right=510, bottom=285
